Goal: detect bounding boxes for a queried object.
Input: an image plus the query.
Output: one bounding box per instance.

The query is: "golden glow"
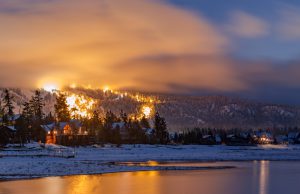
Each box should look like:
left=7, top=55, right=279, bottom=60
left=66, top=93, right=96, bottom=118
left=142, top=106, right=152, bottom=118
left=147, top=160, right=159, bottom=166
left=41, top=83, right=159, bottom=120
left=103, top=85, right=111, bottom=93
left=70, top=83, right=77, bottom=89
left=68, top=175, right=97, bottom=194
left=103, top=87, right=158, bottom=119
left=133, top=170, right=159, bottom=177
left=0, top=0, right=242, bottom=93
left=43, top=83, right=59, bottom=93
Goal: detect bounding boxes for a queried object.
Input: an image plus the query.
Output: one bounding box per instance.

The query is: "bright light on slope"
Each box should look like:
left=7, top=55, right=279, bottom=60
left=142, top=106, right=152, bottom=118
left=103, top=85, right=111, bottom=93
left=43, top=84, right=59, bottom=93
left=66, top=94, right=96, bottom=118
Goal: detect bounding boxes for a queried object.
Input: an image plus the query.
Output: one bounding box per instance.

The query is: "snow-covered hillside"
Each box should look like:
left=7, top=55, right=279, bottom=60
left=1, top=88, right=300, bottom=130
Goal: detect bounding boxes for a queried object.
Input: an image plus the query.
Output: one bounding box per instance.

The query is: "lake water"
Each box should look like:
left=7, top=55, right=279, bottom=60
left=1, top=161, right=300, bottom=194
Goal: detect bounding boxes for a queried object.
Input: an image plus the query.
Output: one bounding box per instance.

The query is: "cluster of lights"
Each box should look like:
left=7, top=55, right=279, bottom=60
left=66, top=94, right=96, bottom=118
left=102, top=86, right=157, bottom=119
left=141, top=105, right=152, bottom=118
left=43, top=83, right=157, bottom=119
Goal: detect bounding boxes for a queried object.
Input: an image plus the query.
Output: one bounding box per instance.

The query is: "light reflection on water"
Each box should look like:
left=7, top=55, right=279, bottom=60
left=259, top=161, right=269, bottom=194
left=0, top=161, right=299, bottom=194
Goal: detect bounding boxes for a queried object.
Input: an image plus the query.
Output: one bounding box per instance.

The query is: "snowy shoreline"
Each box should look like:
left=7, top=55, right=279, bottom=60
left=1, top=144, right=300, bottom=181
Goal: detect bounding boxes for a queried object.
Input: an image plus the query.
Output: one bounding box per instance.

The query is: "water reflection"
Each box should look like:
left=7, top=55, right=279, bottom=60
left=1, top=161, right=300, bottom=194
left=259, top=161, right=269, bottom=194
left=64, top=171, right=160, bottom=194
left=252, top=160, right=270, bottom=194
left=67, top=175, right=102, bottom=194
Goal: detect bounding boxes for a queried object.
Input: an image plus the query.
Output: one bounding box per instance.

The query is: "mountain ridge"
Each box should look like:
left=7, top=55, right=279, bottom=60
left=1, top=88, right=299, bottom=130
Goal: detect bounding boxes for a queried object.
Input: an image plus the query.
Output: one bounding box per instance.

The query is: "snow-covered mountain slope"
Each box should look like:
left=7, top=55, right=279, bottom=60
left=1, top=88, right=300, bottom=130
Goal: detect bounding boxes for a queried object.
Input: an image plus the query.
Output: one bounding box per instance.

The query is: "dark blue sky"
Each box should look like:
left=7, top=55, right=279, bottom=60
left=170, top=0, right=300, bottom=60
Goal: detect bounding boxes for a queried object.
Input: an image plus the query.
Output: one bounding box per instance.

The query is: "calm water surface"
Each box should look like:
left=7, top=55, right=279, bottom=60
left=0, top=161, right=300, bottom=194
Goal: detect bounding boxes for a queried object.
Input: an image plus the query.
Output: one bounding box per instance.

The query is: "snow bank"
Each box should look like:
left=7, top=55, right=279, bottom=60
left=1, top=144, right=300, bottom=181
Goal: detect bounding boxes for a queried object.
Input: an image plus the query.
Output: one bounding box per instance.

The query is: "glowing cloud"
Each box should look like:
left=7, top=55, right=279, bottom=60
left=0, top=0, right=229, bottom=92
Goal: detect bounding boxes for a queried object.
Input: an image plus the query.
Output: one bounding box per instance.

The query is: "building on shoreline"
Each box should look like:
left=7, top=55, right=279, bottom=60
left=41, top=119, right=90, bottom=145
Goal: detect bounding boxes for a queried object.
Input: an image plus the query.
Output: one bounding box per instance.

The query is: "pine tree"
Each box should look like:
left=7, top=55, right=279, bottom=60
left=54, top=93, right=70, bottom=122
left=103, top=111, right=118, bottom=142
left=31, top=90, right=45, bottom=122
left=140, top=115, right=150, bottom=129
left=113, top=125, right=122, bottom=147
left=90, top=110, right=102, bottom=136
left=120, top=110, right=128, bottom=124
left=2, top=89, right=14, bottom=125
left=22, top=91, right=46, bottom=143
left=88, top=110, right=104, bottom=144
left=44, top=112, right=55, bottom=124
left=22, top=101, right=33, bottom=122
left=104, top=111, right=117, bottom=126
left=128, top=118, right=145, bottom=144
left=15, top=116, right=29, bottom=146
left=154, top=112, right=168, bottom=144
left=20, top=101, right=34, bottom=141
left=0, top=100, right=4, bottom=126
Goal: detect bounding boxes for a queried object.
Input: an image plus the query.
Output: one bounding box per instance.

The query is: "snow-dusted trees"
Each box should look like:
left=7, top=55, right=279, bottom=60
left=16, top=90, right=46, bottom=143
left=2, top=89, right=14, bottom=125
left=0, top=99, right=4, bottom=125
left=54, top=93, right=70, bottom=122
left=31, top=90, right=45, bottom=122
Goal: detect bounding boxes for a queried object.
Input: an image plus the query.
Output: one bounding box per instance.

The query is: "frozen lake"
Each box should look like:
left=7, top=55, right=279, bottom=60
left=0, top=161, right=300, bottom=194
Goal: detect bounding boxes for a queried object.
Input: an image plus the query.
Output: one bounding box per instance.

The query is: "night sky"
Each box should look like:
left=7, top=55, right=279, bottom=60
left=0, top=0, right=300, bottom=104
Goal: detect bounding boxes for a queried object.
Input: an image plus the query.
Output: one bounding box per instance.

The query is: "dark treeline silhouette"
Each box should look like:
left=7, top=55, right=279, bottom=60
left=171, top=127, right=300, bottom=145
left=0, top=89, right=169, bottom=147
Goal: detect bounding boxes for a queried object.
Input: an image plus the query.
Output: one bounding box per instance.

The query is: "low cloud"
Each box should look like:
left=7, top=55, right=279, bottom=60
left=109, top=55, right=247, bottom=92
left=1, top=0, right=300, bottom=104
left=0, top=0, right=227, bottom=89
left=226, top=11, right=269, bottom=38
left=277, top=6, right=300, bottom=40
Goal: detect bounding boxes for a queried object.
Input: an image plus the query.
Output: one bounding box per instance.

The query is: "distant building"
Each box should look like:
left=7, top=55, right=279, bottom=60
left=256, top=132, right=274, bottom=144
left=41, top=119, right=88, bottom=145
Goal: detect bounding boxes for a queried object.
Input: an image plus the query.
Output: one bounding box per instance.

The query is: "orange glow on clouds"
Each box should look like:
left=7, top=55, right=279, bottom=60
left=0, top=0, right=240, bottom=93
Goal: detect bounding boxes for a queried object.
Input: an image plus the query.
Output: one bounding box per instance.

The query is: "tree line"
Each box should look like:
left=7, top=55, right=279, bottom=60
left=0, top=89, right=169, bottom=146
